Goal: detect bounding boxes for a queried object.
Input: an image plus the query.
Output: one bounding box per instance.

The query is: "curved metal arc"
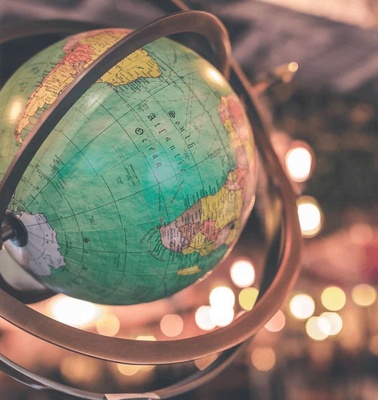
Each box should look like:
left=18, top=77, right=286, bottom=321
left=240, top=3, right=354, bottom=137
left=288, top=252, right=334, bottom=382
left=0, top=56, right=301, bottom=366
left=0, top=10, right=230, bottom=248
left=0, top=0, right=301, bottom=383
left=0, top=342, right=246, bottom=399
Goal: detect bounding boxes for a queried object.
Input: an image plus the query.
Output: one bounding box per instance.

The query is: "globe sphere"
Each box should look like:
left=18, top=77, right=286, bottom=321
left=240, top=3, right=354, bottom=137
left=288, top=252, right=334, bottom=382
left=0, top=28, right=256, bottom=305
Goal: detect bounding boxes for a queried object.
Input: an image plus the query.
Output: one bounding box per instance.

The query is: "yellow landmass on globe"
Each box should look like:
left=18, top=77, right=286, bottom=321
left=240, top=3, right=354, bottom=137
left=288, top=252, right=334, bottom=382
left=99, top=49, right=161, bottom=86
left=15, top=30, right=162, bottom=143
left=201, top=185, right=243, bottom=230
left=181, top=184, right=243, bottom=256
left=183, top=231, right=214, bottom=257
left=176, top=265, right=202, bottom=276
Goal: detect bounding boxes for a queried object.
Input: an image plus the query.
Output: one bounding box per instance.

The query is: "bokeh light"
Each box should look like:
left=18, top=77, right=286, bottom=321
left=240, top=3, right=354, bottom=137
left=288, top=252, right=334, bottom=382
left=352, top=284, right=377, bottom=307
left=321, top=286, right=346, bottom=311
left=96, top=313, right=120, bottom=337
left=195, top=305, right=216, bottom=331
left=265, top=310, right=286, bottom=332
left=160, top=314, right=184, bottom=337
left=210, top=306, right=234, bottom=327
left=230, top=259, right=255, bottom=288
left=238, top=287, right=259, bottom=311
left=289, top=293, right=315, bottom=320
left=50, top=296, right=100, bottom=327
left=306, top=317, right=329, bottom=341
left=297, top=196, right=323, bottom=238
left=136, top=335, right=156, bottom=341
left=117, top=364, right=141, bottom=376
left=285, top=144, right=313, bottom=182
left=251, top=347, right=276, bottom=371
left=320, top=312, right=343, bottom=336
left=60, top=356, right=100, bottom=384
left=209, top=286, right=235, bottom=308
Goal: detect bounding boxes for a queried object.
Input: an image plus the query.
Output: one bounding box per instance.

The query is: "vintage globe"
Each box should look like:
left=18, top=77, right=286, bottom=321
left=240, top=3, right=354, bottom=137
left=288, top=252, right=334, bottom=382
left=0, top=28, right=256, bottom=305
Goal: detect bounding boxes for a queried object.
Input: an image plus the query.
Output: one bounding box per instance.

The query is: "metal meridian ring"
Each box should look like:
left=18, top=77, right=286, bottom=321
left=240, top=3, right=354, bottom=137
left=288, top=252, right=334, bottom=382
left=0, top=1, right=302, bottom=398
left=0, top=9, right=301, bottom=367
left=0, top=63, right=301, bottom=367
left=0, top=10, right=231, bottom=243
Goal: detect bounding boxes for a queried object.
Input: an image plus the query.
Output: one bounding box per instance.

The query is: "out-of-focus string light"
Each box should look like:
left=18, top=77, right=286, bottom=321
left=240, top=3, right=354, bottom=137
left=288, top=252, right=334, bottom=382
left=136, top=335, right=156, bottom=341
left=321, top=286, right=346, bottom=311
left=352, top=284, right=377, bottom=307
left=265, top=310, right=286, bottom=332
left=117, top=364, right=141, bottom=376
left=306, top=316, right=329, bottom=341
left=50, top=296, right=100, bottom=327
left=210, top=306, right=234, bottom=327
left=230, top=259, right=255, bottom=288
left=297, top=196, right=323, bottom=238
left=285, top=143, right=313, bottom=182
left=209, top=286, right=235, bottom=308
left=238, top=287, right=259, bottom=311
left=251, top=347, right=276, bottom=371
left=60, top=356, right=100, bottom=383
left=195, top=305, right=216, bottom=331
left=96, top=313, right=120, bottom=337
left=320, top=312, right=343, bottom=336
left=289, top=293, right=315, bottom=320
left=160, top=314, right=184, bottom=337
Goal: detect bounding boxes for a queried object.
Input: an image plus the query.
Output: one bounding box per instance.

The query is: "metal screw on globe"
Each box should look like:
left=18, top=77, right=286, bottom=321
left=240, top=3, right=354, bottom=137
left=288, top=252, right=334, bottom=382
left=0, top=28, right=256, bottom=305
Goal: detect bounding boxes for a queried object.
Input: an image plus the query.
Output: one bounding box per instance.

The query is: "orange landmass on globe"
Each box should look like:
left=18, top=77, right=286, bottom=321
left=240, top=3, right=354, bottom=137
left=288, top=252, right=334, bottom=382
left=15, top=29, right=162, bottom=144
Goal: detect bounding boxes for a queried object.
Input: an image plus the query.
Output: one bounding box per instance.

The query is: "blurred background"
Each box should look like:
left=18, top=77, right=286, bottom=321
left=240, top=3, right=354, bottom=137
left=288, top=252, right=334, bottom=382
left=1, top=0, right=378, bottom=399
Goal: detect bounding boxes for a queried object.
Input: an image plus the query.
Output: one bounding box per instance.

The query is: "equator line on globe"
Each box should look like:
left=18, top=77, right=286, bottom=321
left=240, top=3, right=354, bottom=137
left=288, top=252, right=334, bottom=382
left=0, top=28, right=256, bottom=305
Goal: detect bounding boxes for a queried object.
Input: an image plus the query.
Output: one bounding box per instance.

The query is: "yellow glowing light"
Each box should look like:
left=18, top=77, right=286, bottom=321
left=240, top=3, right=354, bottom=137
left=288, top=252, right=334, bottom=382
left=50, top=296, right=100, bottom=327
left=321, top=286, right=346, bottom=311
left=352, top=284, right=377, bottom=307
left=288, top=61, right=299, bottom=73
left=297, top=196, right=323, bottom=238
left=289, top=293, right=315, bottom=320
left=60, top=356, right=99, bottom=383
left=306, top=316, right=328, bottom=341
left=251, top=347, right=276, bottom=372
left=194, top=354, right=218, bottom=371
left=117, top=364, right=141, bottom=376
left=264, top=310, right=286, bottom=332
left=209, top=286, right=235, bottom=308
left=160, top=314, right=184, bottom=337
left=230, top=259, right=255, bottom=288
left=96, top=314, right=120, bottom=337
left=136, top=335, right=156, bottom=341
left=238, top=287, right=259, bottom=311
left=210, top=306, right=234, bottom=327
left=285, top=145, right=313, bottom=182
left=320, top=312, right=343, bottom=336
left=195, top=305, right=216, bottom=331
left=317, top=315, right=331, bottom=335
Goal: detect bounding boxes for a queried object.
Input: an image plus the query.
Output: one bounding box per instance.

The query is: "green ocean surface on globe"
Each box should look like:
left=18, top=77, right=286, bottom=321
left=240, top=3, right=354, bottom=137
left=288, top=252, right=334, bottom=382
left=0, top=29, right=256, bottom=304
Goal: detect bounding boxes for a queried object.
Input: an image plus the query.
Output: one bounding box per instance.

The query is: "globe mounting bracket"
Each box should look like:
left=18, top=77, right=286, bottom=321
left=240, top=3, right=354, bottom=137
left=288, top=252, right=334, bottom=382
left=1, top=212, right=28, bottom=248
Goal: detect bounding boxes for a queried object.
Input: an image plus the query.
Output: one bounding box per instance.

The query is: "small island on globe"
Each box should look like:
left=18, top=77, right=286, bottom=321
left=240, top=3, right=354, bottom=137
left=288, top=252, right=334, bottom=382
left=0, top=28, right=256, bottom=305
